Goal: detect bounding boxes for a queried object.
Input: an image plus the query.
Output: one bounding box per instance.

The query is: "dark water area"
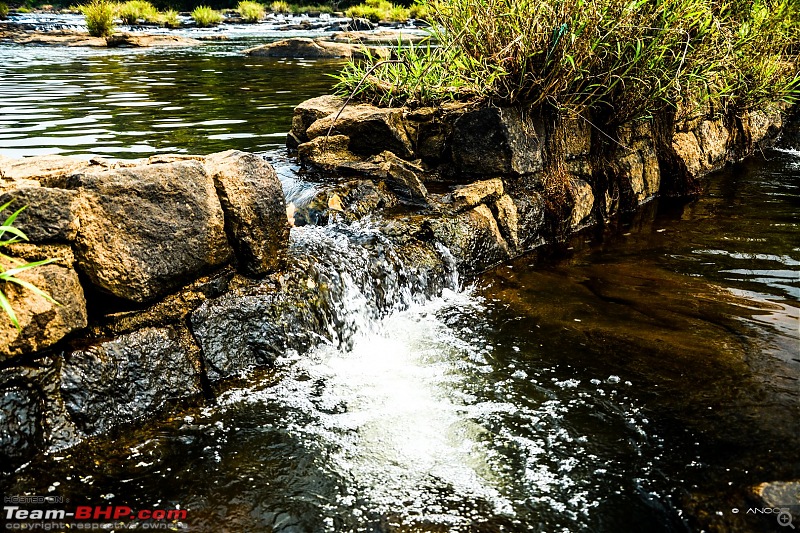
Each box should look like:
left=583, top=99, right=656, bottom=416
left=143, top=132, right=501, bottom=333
left=0, top=36, right=798, bottom=533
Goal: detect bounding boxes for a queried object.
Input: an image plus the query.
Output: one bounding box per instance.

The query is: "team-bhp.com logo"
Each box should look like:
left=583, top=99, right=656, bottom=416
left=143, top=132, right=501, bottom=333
left=4, top=504, right=188, bottom=530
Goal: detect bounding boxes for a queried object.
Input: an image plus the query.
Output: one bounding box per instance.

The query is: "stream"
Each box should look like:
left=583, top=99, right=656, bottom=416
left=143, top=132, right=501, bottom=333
left=0, top=32, right=798, bottom=532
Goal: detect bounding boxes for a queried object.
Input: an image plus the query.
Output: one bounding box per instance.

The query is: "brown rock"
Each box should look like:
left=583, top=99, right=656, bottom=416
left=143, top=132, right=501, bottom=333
left=452, top=178, right=504, bottom=211
left=204, top=150, right=289, bottom=277
left=0, top=256, right=87, bottom=361
left=243, top=37, right=389, bottom=60
left=493, top=194, right=519, bottom=250
left=298, top=134, right=362, bottom=171
left=290, top=94, right=345, bottom=144
left=306, top=104, right=414, bottom=159
left=568, top=178, right=594, bottom=228
left=71, top=160, right=232, bottom=302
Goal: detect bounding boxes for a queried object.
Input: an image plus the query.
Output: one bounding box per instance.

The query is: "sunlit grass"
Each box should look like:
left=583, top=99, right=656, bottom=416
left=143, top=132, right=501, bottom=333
left=336, top=0, right=800, bottom=123
left=80, top=0, right=115, bottom=36
left=237, top=0, right=264, bottom=22
left=191, top=5, right=223, bottom=27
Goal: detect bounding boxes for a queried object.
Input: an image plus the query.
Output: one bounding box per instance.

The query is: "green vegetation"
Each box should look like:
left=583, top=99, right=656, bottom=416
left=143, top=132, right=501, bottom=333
left=336, top=0, right=800, bottom=122
left=0, top=2, right=9, bottom=19
left=191, top=5, right=223, bottom=26
left=0, top=202, right=57, bottom=331
left=117, top=0, right=158, bottom=24
left=269, top=0, right=290, bottom=13
left=237, top=0, right=264, bottom=22
left=345, top=0, right=409, bottom=22
left=292, top=3, right=332, bottom=14
left=159, top=7, right=180, bottom=27
left=80, top=0, right=115, bottom=36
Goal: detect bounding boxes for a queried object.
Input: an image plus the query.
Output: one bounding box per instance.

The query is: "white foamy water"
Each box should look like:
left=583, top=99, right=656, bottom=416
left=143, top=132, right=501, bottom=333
left=200, top=284, right=657, bottom=531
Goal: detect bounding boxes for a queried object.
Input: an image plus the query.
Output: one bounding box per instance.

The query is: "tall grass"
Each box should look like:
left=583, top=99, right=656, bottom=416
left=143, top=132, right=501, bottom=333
left=345, top=0, right=409, bottom=23
left=336, top=0, right=800, bottom=122
left=80, top=0, right=115, bottom=36
left=269, top=0, right=290, bottom=13
left=0, top=2, right=9, bottom=20
left=237, top=0, right=264, bottom=22
left=159, top=8, right=180, bottom=27
left=191, top=5, right=223, bottom=26
left=117, top=0, right=159, bottom=25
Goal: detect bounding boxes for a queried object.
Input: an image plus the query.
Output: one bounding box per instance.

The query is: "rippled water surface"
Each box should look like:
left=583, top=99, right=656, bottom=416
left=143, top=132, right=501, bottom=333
left=1, top=34, right=798, bottom=533
left=0, top=41, right=341, bottom=158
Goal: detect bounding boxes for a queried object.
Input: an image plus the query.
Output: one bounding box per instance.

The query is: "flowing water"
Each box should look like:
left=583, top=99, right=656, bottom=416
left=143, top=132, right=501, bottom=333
left=1, top=33, right=798, bottom=532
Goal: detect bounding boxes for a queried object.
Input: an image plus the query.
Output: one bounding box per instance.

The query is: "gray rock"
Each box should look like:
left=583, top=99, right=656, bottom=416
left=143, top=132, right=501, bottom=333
left=512, top=191, right=546, bottom=251
left=451, top=107, right=544, bottom=176
left=752, top=481, right=800, bottom=520
left=306, top=105, right=414, bottom=159
left=0, top=361, right=78, bottom=467
left=205, top=151, right=289, bottom=277
left=0, top=185, right=79, bottom=242
left=0, top=257, right=87, bottom=362
left=337, top=17, right=374, bottom=32
left=60, top=326, right=201, bottom=436
left=71, top=160, right=232, bottom=302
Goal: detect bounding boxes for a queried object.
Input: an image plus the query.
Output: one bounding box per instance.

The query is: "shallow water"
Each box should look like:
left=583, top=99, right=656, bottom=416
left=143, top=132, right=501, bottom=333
left=0, top=35, right=798, bottom=532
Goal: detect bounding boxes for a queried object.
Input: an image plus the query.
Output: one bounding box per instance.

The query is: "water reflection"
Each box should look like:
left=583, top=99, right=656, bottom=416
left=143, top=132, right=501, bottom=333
left=0, top=43, right=341, bottom=158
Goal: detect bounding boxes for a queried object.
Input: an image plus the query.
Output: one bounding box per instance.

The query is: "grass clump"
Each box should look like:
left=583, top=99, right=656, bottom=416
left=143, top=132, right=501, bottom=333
left=159, top=8, right=180, bottom=27
left=293, top=4, right=333, bottom=15
left=0, top=2, right=9, bottom=19
left=191, top=5, right=223, bottom=26
left=345, top=0, right=405, bottom=22
left=336, top=0, right=800, bottom=122
left=80, top=0, right=115, bottom=36
left=237, top=0, right=264, bottom=22
left=117, top=0, right=159, bottom=25
left=0, top=202, right=57, bottom=331
left=269, top=0, right=289, bottom=13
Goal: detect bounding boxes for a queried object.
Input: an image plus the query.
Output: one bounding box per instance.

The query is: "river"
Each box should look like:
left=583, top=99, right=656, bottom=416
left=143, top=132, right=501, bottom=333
left=0, top=34, right=798, bottom=532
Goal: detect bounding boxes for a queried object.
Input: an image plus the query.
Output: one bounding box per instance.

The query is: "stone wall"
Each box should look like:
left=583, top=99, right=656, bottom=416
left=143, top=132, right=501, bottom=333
left=289, top=97, right=788, bottom=273
left=0, top=150, right=289, bottom=466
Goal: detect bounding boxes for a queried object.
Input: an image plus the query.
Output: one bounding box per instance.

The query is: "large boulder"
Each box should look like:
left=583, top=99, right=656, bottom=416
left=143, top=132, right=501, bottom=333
left=204, top=151, right=289, bottom=277
left=306, top=105, right=414, bottom=159
left=243, top=37, right=389, bottom=60
left=59, top=326, right=202, bottom=436
left=71, top=159, right=232, bottom=302
left=0, top=250, right=87, bottom=362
